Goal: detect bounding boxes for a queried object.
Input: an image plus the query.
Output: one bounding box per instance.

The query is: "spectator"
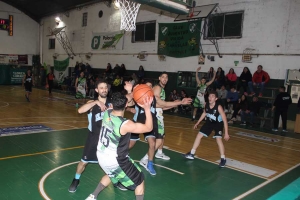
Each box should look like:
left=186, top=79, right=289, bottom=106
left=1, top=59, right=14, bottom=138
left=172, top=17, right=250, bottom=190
left=272, top=86, right=292, bottom=132
left=228, top=94, right=248, bottom=124
left=88, top=79, right=95, bottom=98
left=246, top=65, right=270, bottom=97
left=237, top=67, right=252, bottom=93
left=169, top=89, right=179, bottom=101
left=225, top=86, right=239, bottom=112
left=46, top=69, right=55, bottom=95
left=217, top=85, right=227, bottom=109
left=214, top=67, right=225, bottom=89
left=226, top=68, right=237, bottom=89
left=113, top=64, right=121, bottom=76
left=240, top=96, right=260, bottom=126
left=137, top=65, right=145, bottom=81
left=120, top=64, right=126, bottom=77
left=105, top=63, right=112, bottom=74
left=131, top=73, right=138, bottom=85
left=207, top=67, right=215, bottom=82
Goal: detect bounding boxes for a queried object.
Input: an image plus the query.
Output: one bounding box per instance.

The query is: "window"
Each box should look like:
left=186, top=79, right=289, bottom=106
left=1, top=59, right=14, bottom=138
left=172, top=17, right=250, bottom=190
left=177, top=71, right=209, bottom=88
left=82, top=12, right=88, bottom=27
left=205, top=11, right=243, bottom=39
left=132, top=21, right=156, bottom=42
left=48, top=38, right=55, bottom=49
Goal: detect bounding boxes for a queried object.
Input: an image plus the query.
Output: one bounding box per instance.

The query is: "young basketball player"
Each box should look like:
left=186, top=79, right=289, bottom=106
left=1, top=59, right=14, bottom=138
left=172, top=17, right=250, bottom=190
left=192, top=67, right=216, bottom=121
left=75, top=71, right=87, bottom=107
left=184, top=91, right=230, bottom=167
left=22, top=69, right=34, bottom=102
left=85, top=92, right=153, bottom=200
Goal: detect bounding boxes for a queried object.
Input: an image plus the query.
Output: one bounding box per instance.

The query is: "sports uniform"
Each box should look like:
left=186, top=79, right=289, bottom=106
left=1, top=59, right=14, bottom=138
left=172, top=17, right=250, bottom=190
left=81, top=99, right=111, bottom=163
left=130, top=98, right=158, bottom=141
left=193, top=84, right=207, bottom=109
left=24, top=73, right=33, bottom=92
left=155, top=86, right=165, bottom=139
left=76, top=77, right=87, bottom=99
left=97, top=109, right=144, bottom=190
left=199, top=102, right=224, bottom=138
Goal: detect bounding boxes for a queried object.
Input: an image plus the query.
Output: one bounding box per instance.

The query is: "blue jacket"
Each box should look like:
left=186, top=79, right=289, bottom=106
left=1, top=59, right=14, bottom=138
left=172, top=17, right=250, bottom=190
left=226, top=91, right=239, bottom=101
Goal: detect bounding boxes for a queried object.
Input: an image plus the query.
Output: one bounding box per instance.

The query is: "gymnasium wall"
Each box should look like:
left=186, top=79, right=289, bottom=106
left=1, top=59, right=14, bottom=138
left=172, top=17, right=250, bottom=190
left=0, top=1, right=39, bottom=58
left=40, top=0, right=300, bottom=79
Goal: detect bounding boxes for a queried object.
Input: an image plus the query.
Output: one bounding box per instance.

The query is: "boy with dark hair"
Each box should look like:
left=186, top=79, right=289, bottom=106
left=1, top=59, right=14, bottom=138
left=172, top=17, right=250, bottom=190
left=184, top=91, right=230, bottom=167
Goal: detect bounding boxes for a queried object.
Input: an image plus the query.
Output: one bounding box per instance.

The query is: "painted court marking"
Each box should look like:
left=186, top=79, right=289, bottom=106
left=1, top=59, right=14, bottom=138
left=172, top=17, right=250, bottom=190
left=0, top=102, right=9, bottom=108
left=267, top=177, right=300, bottom=200
left=233, top=163, right=300, bottom=200
left=216, top=158, right=277, bottom=178
left=235, top=132, right=280, bottom=142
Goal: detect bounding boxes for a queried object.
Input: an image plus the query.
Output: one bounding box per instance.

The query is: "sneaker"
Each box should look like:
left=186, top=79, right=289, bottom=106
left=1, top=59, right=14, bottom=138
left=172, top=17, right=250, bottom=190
left=183, top=152, right=194, bottom=160
left=25, top=95, right=29, bottom=102
left=68, top=178, right=80, bottom=193
left=224, top=109, right=229, bottom=113
left=240, top=122, right=246, bottom=126
left=219, top=158, right=226, bottom=167
left=282, top=129, right=288, bottom=133
left=139, top=158, right=148, bottom=169
left=155, top=152, right=170, bottom=160
left=272, top=129, right=278, bottom=132
left=259, top=93, right=263, bottom=97
left=85, top=194, right=96, bottom=200
left=146, top=161, right=156, bottom=175
left=116, top=182, right=128, bottom=191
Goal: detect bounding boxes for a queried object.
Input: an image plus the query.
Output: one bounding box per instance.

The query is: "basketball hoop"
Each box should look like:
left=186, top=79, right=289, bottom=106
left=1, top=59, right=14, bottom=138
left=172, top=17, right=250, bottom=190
left=116, top=0, right=141, bottom=31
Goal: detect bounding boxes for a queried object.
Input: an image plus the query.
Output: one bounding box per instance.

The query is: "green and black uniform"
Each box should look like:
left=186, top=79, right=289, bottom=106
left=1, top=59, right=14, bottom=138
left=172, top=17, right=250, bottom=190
left=193, top=83, right=207, bottom=108
left=155, top=85, right=165, bottom=138
left=76, top=77, right=86, bottom=99
left=97, top=109, right=144, bottom=190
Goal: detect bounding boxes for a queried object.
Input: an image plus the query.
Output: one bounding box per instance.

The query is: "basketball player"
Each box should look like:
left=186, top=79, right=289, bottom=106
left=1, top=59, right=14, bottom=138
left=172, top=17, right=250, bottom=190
left=192, top=67, right=216, bottom=121
left=184, top=91, right=230, bottom=167
left=75, top=71, right=87, bottom=107
left=22, top=69, right=34, bottom=102
left=138, top=72, right=192, bottom=168
left=85, top=93, right=153, bottom=200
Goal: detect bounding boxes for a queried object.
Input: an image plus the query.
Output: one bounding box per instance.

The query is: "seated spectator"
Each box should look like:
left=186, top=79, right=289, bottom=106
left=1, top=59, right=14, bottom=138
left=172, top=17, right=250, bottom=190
left=240, top=96, right=260, bottom=126
left=217, top=85, right=227, bottom=109
left=207, top=67, right=215, bottom=82
left=178, top=90, right=190, bottom=114
left=88, top=79, right=95, bottom=98
left=228, top=94, right=248, bottom=123
left=120, top=64, right=126, bottom=77
left=214, top=67, right=225, bottom=89
left=169, top=89, right=180, bottom=112
left=112, top=75, right=121, bottom=92
left=105, top=63, right=112, bottom=74
left=237, top=67, right=252, bottom=93
left=225, top=86, right=239, bottom=112
left=226, top=68, right=237, bottom=89
left=246, top=65, right=270, bottom=97
left=137, top=65, right=145, bottom=81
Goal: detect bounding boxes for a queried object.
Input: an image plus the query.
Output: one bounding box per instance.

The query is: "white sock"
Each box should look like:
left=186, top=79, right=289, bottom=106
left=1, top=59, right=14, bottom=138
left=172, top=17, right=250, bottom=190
left=221, top=155, right=225, bottom=159
left=191, top=149, right=196, bottom=154
left=193, top=116, right=195, bottom=119
left=142, top=154, right=148, bottom=160
left=157, top=149, right=163, bottom=154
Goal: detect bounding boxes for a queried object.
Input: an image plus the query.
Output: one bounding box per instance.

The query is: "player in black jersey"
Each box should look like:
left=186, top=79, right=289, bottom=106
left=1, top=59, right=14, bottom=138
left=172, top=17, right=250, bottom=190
left=184, top=91, right=230, bottom=167
left=22, top=69, right=34, bottom=102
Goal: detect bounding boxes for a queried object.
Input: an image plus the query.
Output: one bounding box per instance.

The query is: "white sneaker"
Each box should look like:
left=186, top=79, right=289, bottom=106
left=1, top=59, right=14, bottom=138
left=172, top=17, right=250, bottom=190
left=155, top=152, right=170, bottom=160
left=224, top=109, right=229, bottom=113
left=139, top=158, right=148, bottom=169
left=86, top=194, right=96, bottom=200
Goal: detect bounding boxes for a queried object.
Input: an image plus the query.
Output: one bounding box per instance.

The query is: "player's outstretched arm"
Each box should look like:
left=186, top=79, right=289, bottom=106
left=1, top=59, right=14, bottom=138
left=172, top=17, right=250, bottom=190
left=194, top=108, right=206, bottom=129
left=218, top=105, right=230, bottom=141
left=196, top=67, right=201, bottom=85
left=206, top=70, right=216, bottom=86
left=78, top=100, right=107, bottom=114
left=120, top=97, right=153, bottom=135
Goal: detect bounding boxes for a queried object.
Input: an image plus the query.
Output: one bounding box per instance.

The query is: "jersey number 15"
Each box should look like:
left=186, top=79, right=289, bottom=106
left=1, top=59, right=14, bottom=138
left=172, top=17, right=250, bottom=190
left=99, top=127, right=111, bottom=147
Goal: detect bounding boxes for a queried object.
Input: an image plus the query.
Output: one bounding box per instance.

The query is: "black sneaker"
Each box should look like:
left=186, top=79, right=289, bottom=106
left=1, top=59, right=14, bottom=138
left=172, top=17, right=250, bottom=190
left=68, top=178, right=80, bottom=193
left=183, top=152, right=194, bottom=160
left=219, top=158, right=226, bottom=168
left=191, top=118, right=195, bottom=121
left=116, top=182, right=128, bottom=191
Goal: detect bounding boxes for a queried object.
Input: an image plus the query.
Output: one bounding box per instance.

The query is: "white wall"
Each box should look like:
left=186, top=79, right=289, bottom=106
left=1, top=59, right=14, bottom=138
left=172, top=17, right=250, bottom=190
left=0, top=1, right=39, bottom=60
left=41, top=0, right=300, bottom=79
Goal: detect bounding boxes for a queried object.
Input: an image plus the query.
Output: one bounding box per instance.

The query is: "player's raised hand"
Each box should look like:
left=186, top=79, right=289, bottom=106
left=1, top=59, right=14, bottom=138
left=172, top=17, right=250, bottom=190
left=124, top=81, right=133, bottom=92
left=196, top=67, right=201, bottom=71
left=181, top=98, right=193, bottom=105
left=138, top=96, right=153, bottom=110
left=95, top=100, right=107, bottom=111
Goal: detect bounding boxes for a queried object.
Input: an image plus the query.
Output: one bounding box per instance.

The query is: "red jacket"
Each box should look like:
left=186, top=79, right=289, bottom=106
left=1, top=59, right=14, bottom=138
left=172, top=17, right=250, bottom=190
left=226, top=73, right=237, bottom=81
left=252, top=70, right=270, bottom=83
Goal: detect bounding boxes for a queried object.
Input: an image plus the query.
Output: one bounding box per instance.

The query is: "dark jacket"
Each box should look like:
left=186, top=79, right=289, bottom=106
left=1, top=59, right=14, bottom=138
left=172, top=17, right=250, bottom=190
left=273, top=92, right=292, bottom=111
left=247, top=101, right=260, bottom=114
left=239, top=71, right=252, bottom=83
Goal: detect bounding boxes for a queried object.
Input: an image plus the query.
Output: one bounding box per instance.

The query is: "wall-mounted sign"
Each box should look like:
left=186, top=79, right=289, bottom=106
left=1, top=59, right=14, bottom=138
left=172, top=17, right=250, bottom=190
left=0, top=15, right=13, bottom=36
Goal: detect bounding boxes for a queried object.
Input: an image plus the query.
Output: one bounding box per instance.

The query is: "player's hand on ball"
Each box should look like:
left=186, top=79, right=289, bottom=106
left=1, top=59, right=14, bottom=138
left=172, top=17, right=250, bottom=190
left=224, top=134, right=230, bottom=141
left=182, top=98, right=193, bottom=105
left=138, top=96, right=153, bottom=110
left=95, top=100, right=107, bottom=111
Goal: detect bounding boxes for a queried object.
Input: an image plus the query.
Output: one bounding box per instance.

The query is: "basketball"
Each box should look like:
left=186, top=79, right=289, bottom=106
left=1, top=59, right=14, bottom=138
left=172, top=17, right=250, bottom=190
left=133, top=84, right=154, bottom=105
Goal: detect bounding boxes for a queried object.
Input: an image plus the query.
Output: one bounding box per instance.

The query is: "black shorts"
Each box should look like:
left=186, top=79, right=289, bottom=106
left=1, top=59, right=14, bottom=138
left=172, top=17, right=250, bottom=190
left=81, top=131, right=100, bottom=163
left=130, top=127, right=157, bottom=141
left=199, top=122, right=224, bottom=138
left=25, top=85, right=32, bottom=92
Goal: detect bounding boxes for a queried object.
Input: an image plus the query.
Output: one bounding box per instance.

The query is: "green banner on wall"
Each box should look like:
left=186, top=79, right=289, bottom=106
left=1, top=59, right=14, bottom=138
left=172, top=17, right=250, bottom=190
left=54, top=58, right=69, bottom=71
left=10, top=68, right=26, bottom=84
left=157, top=21, right=201, bottom=58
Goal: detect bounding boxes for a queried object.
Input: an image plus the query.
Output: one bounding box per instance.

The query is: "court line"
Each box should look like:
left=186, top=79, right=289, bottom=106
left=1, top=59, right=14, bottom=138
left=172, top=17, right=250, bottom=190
left=133, top=159, right=184, bottom=175
left=232, top=163, right=300, bottom=200
left=0, top=146, right=84, bottom=160
left=0, top=122, right=78, bottom=129
left=0, top=102, right=9, bottom=108
left=164, top=125, right=300, bottom=152
left=138, top=140, right=267, bottom=180
left=0, top=116, right=86, bottom=120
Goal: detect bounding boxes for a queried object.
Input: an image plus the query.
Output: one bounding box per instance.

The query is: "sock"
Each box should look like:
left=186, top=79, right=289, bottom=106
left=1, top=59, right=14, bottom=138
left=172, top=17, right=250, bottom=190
left=142, top=154, right=148, bottom=160
left=136, top=195, right=144, bottom=200
left=75, top=173, right=81, bottom=179
left=191, top=149, right=196, bottom=154
left=92, top=182, right=105, bottom=198
left=193, top=116, right=195, bottom=119
left=157, top=149, right=163, bottom=154
left=221, top=155, right=225, bottom=159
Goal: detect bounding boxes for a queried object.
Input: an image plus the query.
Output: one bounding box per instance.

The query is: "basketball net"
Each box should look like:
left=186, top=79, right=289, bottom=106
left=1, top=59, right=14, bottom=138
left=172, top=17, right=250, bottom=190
left=116, top=0, right=141, bottom=31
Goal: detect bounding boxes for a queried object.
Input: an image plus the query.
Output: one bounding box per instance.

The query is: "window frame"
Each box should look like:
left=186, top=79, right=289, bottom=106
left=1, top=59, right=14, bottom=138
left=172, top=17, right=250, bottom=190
left=48, top=38, right=55, bottom=49
left=131, top=20, right=156, bottom=43
left=204, top=11, right=244, bottom=40
left=82, top=12, right=88, bottom=27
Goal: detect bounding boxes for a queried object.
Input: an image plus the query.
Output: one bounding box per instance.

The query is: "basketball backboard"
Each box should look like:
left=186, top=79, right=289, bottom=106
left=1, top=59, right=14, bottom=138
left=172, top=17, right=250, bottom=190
left=174, top=3, right=218, bottom=21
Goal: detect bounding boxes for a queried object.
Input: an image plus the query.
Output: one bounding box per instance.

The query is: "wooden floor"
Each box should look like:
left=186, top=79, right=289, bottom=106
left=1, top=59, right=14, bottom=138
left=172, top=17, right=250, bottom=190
left=1, top=85, right=300, bottom=199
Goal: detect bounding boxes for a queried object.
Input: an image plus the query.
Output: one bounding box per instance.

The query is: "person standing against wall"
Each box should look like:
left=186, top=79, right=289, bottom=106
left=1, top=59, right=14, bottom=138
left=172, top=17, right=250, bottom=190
left=46, top=69, right=55, bottom=95
left=272, top=86, right=292, bottom=132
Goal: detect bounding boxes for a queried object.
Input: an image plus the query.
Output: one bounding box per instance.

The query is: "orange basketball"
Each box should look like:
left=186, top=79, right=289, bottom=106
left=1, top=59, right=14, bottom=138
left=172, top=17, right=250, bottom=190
left=133, top=84, right=154, bottom=105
